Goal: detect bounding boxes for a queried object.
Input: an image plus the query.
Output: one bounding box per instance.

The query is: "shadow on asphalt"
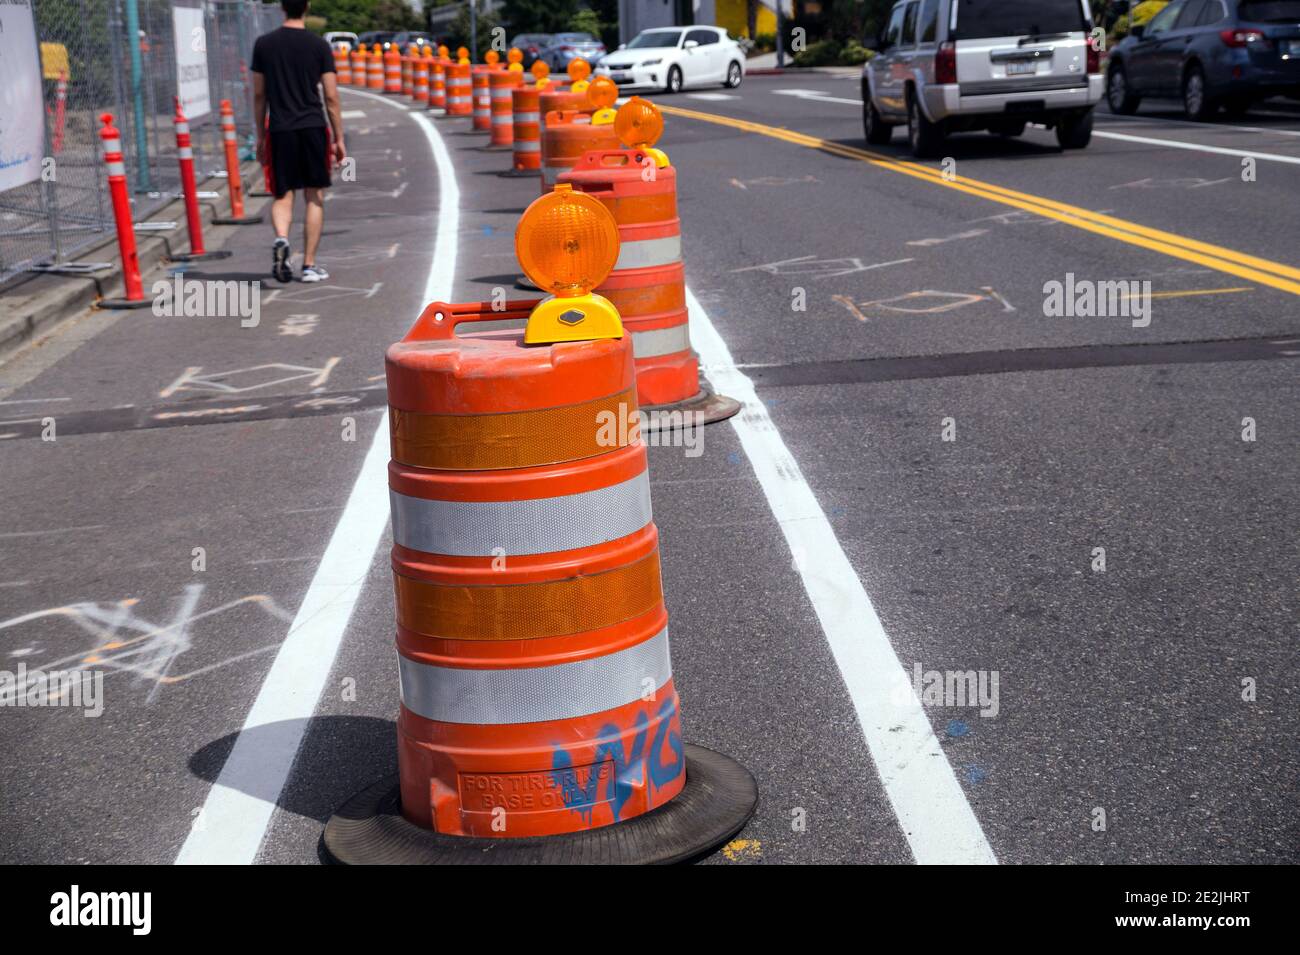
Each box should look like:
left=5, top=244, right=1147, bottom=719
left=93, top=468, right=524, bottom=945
left=189, top=715, right=396, bottom=824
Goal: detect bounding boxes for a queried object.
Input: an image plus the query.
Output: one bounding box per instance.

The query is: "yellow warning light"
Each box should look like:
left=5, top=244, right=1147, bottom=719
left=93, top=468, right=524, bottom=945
left=373, top=43, right=383, bottom=54
left=614, top=97, right=669, bottom=166
left=485, top=49, right=500, bottom=66
left=457, top=46, right=470, bottom=64
left=567, top=58, right=591, bottom=83
left=587, top=76, right=619, bottom=125
left=516, top=184, right=623, bottom=345
left=508, top=47, right=523, bottom=63
left=438, top=45, right=450, bottom=58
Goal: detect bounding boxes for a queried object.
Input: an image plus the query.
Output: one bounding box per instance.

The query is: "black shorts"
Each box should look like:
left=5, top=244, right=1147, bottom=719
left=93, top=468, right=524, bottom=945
left=267, top=126, right=331, bottom=198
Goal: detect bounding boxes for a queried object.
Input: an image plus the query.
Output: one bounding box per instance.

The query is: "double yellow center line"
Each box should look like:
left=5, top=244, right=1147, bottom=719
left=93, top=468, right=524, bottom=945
left=658, top=104, right=1300, bottom=297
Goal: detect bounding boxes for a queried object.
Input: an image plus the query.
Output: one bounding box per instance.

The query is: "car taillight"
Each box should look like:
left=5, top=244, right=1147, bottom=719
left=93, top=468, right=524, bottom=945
left=1220, top=28, right=1268, bottom=47
left=562, top=45, right=575, bottom=52
left=1086, top=42, right=1100, bottom=74
left=935, top=42, right=957, bottom=84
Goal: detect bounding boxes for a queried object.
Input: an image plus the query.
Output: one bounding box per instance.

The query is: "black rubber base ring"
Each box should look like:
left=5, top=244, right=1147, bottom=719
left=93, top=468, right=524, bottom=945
left=169, top=250, right=234, bottom=262
left=499, top=168, right=540, bottom=178
left=322, top=743, right=757, bottom=865
left=96, top=297, right=155, bottom=310
left=642, top=390, right=742, bottom=432
left=212, top=214, right=263, bottom=225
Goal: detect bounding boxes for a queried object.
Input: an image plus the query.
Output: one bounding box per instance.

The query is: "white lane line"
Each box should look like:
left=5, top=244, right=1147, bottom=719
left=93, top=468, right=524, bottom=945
left=687, top=288, right=997, bottom=866
left=771, top=88, right=865, bottom=106
left=688, top=93, right=738, bottom=101
left=175, top=93, right=459, bottom=865
left=1101, top=110, right=1300, bottom=139
left=1092, top=129, right=1300, bottom=165
left=341, top=109, right=367, bottom=119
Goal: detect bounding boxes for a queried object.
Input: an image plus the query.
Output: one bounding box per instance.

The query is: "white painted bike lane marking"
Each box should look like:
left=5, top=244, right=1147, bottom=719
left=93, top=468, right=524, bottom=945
left=687, top=287, right=998, bottom=865
left=175, top=91, right=458, bottom=864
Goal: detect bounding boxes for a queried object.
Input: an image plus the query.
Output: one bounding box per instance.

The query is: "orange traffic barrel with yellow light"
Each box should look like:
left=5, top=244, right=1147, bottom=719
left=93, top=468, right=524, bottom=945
left=488, top=70, right=521, bottom=148
left=530, top=59, right=552, bottom=89
left=541, top=110, right=618, bottom=193
left=445, top=61, right=471, bottom=116
left=368, top=44, right=385, bottom=90
left=506, top=85, right=542, bottom=175
left=385, top=45, right=402, bottom=93
left=413, top=50, right=430, bottom=105
left=539, top=86, right=585, bottom=117
left=471, top=66, right=492, bottom=130
left=430, top=53, right=448, bottom=111
left=322, top=187, right=757, bottom=865
left=334, top=44, right=351, bottom=86
left=350, top=46, right=366, bottom=87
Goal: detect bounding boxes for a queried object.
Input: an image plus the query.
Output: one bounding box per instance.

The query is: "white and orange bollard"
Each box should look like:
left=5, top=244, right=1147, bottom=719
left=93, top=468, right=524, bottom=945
left=170, top=99, right=231, bottom=262
left=212, top=99, right=261, bottom=226
left=322, top=186, right=757, bottom=865
left=96, top=113, right=152, bottom=309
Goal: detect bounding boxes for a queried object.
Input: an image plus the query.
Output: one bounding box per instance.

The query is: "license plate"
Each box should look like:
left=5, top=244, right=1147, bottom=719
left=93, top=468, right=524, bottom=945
left=610, top=73, right=631, bottom=83
left=1006, top=60, right=1037, bottom=76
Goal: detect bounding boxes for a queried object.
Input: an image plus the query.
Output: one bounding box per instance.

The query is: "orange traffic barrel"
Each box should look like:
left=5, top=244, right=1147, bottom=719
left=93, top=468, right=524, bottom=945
left=367, top=45, right=385, bottom=90
left=350, top=47, right=365, bottom=87
left=429, top=54, right=447, bottom=111
left=445, top=61, right=470, bottom=116
left=507, top=85, right=541, bottom=175
left=540, top=109, right=618, bottom=194
left=384, top=45, right=402, bottom=93
left=540, top=87, right=586, bottom=119
left=488, top=70, right=520, bottom=148
left=471, top=66, right=491, bottom=130
left=413, top=50, right=429, bottom=105
left=334, top=44, right=351, bottom=86
left=400, top=48, right=413, bottom=95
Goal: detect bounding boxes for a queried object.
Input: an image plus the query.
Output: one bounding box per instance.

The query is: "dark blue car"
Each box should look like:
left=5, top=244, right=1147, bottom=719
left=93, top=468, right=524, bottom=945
left=1106, top=0, right=1300, bottom=119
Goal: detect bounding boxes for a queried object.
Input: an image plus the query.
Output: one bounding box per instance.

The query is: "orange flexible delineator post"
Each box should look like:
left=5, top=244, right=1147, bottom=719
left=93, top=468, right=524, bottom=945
left=96, top=113, right=152, bottom=310
left=321, top=298, right=757, bottom=864
left=540, top=109, right=618, bottom=194
left=487, top=70, right=521, bottom=150
left=212, top=99, right=262, bottom=225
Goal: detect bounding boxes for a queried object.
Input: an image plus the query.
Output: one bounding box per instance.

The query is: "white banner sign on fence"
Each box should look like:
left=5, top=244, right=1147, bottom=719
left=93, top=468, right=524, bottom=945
left=0, top=0, right=45, bottom=193
left=172, top=3, right=211, bottom=120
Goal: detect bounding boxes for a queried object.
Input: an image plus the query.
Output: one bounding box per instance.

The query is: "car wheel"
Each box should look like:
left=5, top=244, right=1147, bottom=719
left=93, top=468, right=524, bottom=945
left=863, top=97, right=893, bottom=145
left=666, top=65, right=683, bottom=94
left=1055, top=108, right=1093, bottom=149
left=906, top=91, right=944, bottom=159
left=725, top=61, right=742, bottom=89
left=1182, top=64, right=1215, bottom=121
left=1106, top=63, right=1140, bottom=115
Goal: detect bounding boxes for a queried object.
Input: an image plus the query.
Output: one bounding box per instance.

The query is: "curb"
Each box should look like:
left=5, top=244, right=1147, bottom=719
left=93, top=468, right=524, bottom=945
left=0, top=161, right=268, bottom=366
left=745, top=65, right=862, bottom=76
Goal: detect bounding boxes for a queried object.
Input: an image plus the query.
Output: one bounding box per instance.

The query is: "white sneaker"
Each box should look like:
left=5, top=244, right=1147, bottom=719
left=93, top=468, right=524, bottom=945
left=301, top=264, right=329, bottom=282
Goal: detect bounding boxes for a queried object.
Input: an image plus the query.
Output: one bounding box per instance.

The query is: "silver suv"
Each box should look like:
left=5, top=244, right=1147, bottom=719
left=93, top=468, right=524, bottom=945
left=862, top=0, right=1105, bottom=157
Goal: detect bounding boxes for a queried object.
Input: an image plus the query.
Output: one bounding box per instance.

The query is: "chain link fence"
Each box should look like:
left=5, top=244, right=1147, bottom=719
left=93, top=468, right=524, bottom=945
left=0, top=0, right=281, bottom=286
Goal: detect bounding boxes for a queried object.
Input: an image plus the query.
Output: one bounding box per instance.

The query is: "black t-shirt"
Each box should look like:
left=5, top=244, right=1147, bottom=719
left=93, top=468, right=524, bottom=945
left=251, top=27, right=334, bottom=132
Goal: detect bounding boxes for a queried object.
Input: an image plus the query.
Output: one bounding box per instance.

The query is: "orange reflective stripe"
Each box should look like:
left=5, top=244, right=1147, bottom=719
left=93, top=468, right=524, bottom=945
left=394, top=550, right=663, bottom=640
left=390, top=387, right=635, bottom=471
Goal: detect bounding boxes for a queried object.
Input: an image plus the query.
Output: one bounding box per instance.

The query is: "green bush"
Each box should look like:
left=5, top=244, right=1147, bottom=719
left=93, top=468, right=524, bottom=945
left=841, top=38, right=873, bottom=65
left=751, top=31, right=776, bottom=54
left=791, top=37, right=874, bottom=67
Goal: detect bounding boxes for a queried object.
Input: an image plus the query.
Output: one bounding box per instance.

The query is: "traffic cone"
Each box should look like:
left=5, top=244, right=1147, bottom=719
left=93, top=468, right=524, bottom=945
left=324, top=186, right=757, bottom=865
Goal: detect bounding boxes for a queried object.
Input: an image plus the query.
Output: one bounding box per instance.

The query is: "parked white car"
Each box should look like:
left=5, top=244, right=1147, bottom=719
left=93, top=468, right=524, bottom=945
left=596, top=26, right=746, bottom=93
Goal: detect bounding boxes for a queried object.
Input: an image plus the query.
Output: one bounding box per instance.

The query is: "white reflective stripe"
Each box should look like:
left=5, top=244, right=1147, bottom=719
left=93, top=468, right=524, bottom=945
left=513, top=140, right=540, bottom=152
left=398, top=628, right=672, bottom=725
left=175, top=122, right=190, bottom=134
left=101, top=137, right=122, bottom=156
left=390, top=470, right=651, bottom=558
left=631, top=323, right=692, bottom=359
left=515, top=111, right=540, bottom=122
left=106, top=160, right=126, bottom=177
left=223, top=130, right=236, bottom=140
left=448, top=96, right=470, bottom=104
left=178, top=146, right=194, bottom=160
left=491, top=115, right=512, bottom=125
left=490, top=89, right=512, bottom=100
left=615, top=234, right=682, bottom=270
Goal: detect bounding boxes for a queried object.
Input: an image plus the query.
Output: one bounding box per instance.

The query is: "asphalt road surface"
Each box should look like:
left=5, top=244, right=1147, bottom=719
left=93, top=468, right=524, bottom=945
left=1, top=74, right=1295, bottom=865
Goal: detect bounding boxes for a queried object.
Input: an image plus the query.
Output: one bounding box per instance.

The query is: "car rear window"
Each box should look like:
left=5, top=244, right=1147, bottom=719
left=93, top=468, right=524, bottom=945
left=1239, top=1, right=1300, bottom=21
left=953, top=0, right=1088, bottom=40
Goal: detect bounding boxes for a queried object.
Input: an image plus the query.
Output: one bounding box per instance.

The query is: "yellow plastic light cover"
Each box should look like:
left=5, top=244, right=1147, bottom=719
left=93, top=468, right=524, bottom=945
left=567, top=58, right=591, bottom=82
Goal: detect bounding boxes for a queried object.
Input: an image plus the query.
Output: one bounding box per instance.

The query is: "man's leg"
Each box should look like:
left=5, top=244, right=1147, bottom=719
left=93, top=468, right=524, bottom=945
left=302, top=188, right=324, bottom=267
left=271, top=190, right=295, bottom=239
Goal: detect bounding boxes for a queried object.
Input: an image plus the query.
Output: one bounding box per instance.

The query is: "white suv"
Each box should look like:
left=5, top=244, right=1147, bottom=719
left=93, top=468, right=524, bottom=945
left=862, top=0, right=1104, bottom=156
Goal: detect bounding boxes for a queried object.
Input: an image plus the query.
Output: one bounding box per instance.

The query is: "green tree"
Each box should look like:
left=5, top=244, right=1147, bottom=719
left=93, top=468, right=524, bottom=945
left=500, top=0, right=579, bottom=34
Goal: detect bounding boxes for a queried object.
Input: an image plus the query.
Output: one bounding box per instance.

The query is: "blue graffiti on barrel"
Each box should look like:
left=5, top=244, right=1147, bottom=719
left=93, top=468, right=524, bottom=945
left=549, top=694, right=684, bottom=822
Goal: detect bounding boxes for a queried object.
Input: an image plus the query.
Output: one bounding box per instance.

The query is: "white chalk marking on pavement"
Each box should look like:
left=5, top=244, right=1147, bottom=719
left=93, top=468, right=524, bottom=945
left=1091, top=129, right=1300, bottom=165
left=175, top=90, right=459, bottom=865
left=687, top=287, right=997, bottom=866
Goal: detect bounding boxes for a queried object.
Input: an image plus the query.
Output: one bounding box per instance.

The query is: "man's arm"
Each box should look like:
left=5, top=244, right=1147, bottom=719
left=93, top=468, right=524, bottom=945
left=321, top=71, right=345, bottom=164
left=253, top=71, right=268, bottom=165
